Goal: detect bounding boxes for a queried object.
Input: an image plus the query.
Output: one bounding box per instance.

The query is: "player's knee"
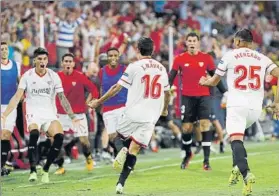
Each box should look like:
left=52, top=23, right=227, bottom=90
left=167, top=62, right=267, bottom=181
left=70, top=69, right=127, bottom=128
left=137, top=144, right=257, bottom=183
left=199, top=120, right=211, bottom=131
left=182, top=123, right=193, bottom=133
left=1, top=130, right=12, bottom=140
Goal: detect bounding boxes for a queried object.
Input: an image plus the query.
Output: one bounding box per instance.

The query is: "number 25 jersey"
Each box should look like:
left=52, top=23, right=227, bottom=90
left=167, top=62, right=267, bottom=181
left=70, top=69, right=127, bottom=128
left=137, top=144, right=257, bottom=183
left=215, top=48, right=278, bottom=110
left=117, top=58, right=170, bottom=123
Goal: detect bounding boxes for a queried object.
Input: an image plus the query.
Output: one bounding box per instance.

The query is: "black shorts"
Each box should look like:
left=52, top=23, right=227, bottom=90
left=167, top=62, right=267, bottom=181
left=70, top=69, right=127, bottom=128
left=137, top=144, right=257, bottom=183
left=181, top=96, right=211, bottom=123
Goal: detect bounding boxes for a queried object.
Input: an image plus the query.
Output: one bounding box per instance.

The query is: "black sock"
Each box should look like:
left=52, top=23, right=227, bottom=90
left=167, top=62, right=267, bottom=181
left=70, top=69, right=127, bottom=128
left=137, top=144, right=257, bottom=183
left=64, top=138, right=78, bottom=157
left=56, top=157, right=64, bottom=168
left=231, top=140, right=249, bottom=178
left=43, top=133, right=64, bottom=172
left=28, top=130, right=40, bottom=173
left=202, top=131, right=212, bottom=164
left=82, top=143, right=91, bottom=158
left=118, top=153, right=137, bottom=186
left=198, top=141, right=202, bottom=147
left=109, top=140, right=118, bottom=156
left=123, top=138, right=132, bottom=149
left=1, top=140, right=11, bottom=167
left=113, top=136, right=126, bottom=154
left=181, top=133, right=192, bottom=156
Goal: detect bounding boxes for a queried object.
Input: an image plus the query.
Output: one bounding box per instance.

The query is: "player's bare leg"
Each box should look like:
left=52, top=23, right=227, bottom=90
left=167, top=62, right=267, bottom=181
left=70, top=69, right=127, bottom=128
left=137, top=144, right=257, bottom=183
left=212, top=119, right=224, bottom=153
left=168, top=120, right=181, bottom=141
left=1, top=130, right=12, bottom=176
left=150, top=132, right=159, bottom=153
left=116, top=140, right=140, bottom=194
left=28, top=124, right=40, bottom=182
left=180, top=123, right=194, bottom=169
left=200, top=119, right=212, bottom=171
left=229, top=135, right=255, bottom=196
left=41, top=120, right=64, bottom=183
left=79, top=136, right=94, bottom=171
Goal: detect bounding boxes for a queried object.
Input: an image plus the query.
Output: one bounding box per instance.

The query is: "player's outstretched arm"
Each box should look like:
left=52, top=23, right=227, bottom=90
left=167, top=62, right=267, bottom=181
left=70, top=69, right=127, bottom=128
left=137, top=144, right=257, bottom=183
left=57, top=92, right=76, bottom=120
left=2, top=88, right=25, bottom=118
left=88, top=84, right=123, bottom=109
left=199, top=74, right=221, bottom=87
left=168, top=69, right=178, bottom=87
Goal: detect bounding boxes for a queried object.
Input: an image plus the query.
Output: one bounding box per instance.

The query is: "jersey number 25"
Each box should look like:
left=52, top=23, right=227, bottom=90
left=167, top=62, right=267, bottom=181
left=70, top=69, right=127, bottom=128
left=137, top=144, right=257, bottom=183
left=141, top=75, right=161, bottom=99
left=234, top=65, right=261, bottom=90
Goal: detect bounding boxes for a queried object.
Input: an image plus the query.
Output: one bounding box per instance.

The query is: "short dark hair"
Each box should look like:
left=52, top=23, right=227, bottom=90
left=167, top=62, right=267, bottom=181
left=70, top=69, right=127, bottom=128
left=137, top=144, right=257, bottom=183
left=186, top=32, right=200, bottom=41
left=1, top=41, right=8, bottom=46
left=137, top=37, right=154, bottom=56
left=62, top=53, right=75, bottom=61
left=235, top=29, right=253, bottom=42
left=34, top=47, right=49, bottom=58
left=107, top=47, right=119, bottom=55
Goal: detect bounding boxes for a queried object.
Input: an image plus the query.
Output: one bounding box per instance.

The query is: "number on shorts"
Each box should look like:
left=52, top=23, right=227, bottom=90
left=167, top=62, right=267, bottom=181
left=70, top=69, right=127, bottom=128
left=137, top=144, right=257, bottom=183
left=141, top=74, right=162, bottom=99
left=234, top=65, right=261, bottom=90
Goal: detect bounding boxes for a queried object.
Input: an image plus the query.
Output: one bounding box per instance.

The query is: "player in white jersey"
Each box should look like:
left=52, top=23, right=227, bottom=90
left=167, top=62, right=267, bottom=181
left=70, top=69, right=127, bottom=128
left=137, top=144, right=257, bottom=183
left=199, top=29, right=279, bottom=196
left=1, top=41, right=21, bottom=176
left=1, top=48, right=80, bottom=183
left=88, top=37, right=170, bottom=194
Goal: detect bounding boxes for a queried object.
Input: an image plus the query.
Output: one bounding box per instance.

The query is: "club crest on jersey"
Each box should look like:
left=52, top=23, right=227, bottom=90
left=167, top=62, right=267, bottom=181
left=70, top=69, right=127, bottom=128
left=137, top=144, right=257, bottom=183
left=72, top=81, right=76, bottom=86
left=184, top=63, right=189, bottom=67
left=199, top=62, right=204, bottom=67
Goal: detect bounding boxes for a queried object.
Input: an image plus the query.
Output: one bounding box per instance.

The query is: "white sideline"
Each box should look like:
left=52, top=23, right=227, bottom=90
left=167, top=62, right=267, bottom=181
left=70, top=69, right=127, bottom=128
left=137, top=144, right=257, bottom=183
left=16, top=150, right=276, bottom=188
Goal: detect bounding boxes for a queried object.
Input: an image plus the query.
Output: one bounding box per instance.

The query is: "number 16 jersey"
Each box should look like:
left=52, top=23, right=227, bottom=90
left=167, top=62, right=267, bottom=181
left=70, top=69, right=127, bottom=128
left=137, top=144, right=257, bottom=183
left=117, top=58, right=170, bottom=123
left=215, top=48, right=278, bottom=110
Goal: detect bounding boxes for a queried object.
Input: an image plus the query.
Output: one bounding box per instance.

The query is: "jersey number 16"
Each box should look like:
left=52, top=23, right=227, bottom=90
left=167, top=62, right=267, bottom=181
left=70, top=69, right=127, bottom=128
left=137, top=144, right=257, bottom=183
left=234, top=65, right=261, bottom=90
left=141, top=75, right=161, bottom=99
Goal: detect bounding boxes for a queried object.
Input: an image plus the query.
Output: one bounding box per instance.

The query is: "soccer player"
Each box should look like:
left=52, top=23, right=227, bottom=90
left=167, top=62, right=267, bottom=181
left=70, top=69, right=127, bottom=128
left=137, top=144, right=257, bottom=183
left=199, top=28, right=279, bottom=196
left=98, top=47, right=129, bottom=160
left=169, top=32, right=227, bottom=170
left=1, top=41, right=21, bottom=176
left=88, top=37, right=170, bottom=194
left=1, top=48, right=80, bottom=183
left=54, top=53, right=99, bottom=174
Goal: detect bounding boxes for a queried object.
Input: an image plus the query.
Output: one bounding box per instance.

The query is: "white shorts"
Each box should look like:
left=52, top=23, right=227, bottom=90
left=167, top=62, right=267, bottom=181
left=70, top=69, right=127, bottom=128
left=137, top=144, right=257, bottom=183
left=26, top=113, right=58, bottom=133
left=226, top=107, right=262, bottom=137
left=1, top=105, right=17, bottom=132
left=116, top=113, right=155, bottom=148
left=57, top=113, right=88, bottom=137
left=103, top=107, right=125, bottom=135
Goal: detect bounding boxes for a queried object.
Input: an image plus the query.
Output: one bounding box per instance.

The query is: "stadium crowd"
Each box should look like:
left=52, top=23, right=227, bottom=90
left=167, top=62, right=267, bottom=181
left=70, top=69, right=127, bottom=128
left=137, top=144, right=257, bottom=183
left=1, top=1, right=279, bottom=171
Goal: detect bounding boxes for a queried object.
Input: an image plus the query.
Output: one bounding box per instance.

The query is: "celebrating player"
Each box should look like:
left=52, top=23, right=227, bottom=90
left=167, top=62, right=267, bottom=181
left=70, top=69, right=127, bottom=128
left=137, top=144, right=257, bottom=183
left=199, top=28, right=279, bottom=196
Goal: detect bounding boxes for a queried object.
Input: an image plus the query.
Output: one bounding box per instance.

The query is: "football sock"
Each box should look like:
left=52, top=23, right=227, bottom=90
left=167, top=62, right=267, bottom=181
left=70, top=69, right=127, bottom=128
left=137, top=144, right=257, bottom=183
left=64, top=138, right=78, bottom=157
left=1, top=140, right=11, bottom=167
left=82, top=143, right=91, bottom=158
left=231, top=140, right=249, bottom=178
left=181, top=133, right=192, bottom=156
left=118, top=153, right=137, bottom=186
left=202, top=131, right=212, bottom=164
left=28, top=129, right=40, bottom=173
left=43, top=133, right=64, bottom=172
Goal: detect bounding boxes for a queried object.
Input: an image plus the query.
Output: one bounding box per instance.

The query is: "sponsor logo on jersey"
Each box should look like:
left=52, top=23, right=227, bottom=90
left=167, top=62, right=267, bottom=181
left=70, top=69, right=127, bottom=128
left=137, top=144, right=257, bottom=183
left=31, top=88, right=51, bottom=95
left=184, top=63, right=189, bottom=67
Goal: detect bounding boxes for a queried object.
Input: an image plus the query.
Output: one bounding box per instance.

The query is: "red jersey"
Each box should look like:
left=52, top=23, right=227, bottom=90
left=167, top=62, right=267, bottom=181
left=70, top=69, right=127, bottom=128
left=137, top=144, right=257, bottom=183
left=172, top=52, right=215, bottom=96
left=56, top=70, right=99, bottom=114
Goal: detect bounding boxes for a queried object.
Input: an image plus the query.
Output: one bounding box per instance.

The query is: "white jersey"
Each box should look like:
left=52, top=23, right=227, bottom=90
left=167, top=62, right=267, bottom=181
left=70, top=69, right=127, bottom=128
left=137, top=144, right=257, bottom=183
left=216, top=48, right=278, bottom=110
left=18, top=68, right=63, bottom=117
left=118, top=58, right=170, bottom=123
